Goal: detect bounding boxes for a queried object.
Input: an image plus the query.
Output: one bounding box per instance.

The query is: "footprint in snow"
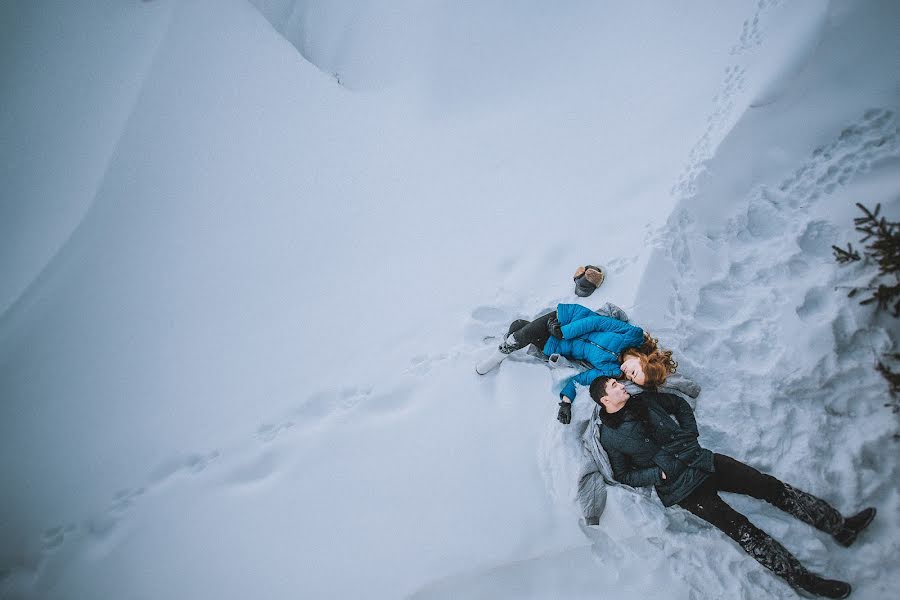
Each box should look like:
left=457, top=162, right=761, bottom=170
left=256, top=421, right=294, bottom=443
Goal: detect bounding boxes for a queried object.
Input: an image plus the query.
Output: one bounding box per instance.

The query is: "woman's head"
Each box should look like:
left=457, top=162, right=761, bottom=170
left=620, top=353, right=647, bottom=385
left=621, top=347, right=676, bottom=388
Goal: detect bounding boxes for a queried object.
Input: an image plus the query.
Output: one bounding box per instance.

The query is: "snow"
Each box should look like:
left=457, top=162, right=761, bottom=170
left=1, top=0, right=898, bottom=598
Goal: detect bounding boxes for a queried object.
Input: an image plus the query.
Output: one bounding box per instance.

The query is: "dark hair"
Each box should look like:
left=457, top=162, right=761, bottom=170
left=589, top=377, right=615, bottom=404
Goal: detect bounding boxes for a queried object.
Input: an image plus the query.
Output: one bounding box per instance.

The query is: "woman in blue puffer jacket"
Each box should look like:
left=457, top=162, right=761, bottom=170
left=476, top=303, right=675, bottom=423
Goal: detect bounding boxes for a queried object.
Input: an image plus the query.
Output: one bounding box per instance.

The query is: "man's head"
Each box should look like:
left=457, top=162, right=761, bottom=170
left=589, top=377, right=630, bottom=413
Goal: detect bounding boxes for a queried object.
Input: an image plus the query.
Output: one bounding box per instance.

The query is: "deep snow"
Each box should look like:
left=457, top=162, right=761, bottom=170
left=1, top=0, right=899, bottom=599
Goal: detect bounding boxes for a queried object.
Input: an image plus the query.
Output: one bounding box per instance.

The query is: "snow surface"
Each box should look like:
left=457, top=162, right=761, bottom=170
left=1, top=0, right=899, bottom=598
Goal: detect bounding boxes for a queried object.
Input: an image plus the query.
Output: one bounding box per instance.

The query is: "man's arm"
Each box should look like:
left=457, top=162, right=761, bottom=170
left=604, top=435, right=664, bottom=488
left=653, top=392, right=699, bottom=436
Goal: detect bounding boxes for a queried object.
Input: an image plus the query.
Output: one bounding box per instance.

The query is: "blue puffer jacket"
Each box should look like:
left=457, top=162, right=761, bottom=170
left=543, top=303, right=645, bottom=401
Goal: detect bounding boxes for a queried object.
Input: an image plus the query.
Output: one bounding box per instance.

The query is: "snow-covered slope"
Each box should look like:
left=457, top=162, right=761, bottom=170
left=0, top=0, right=175, bottom=316
left=625, top=3, right=900, bottom=598
left=1, top=0, right=898, bottom=598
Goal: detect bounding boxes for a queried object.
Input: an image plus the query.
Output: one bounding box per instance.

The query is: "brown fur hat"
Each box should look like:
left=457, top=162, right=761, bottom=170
left=574, top=265, right=605, bottom=296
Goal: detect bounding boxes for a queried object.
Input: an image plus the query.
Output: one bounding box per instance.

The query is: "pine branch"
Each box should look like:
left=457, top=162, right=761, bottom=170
left=835, top=202, right=900, bottom=405
left=832, top=243, right=861, bottom=263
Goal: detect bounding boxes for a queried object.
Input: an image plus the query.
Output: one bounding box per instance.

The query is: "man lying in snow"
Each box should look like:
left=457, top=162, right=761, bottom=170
left=572, top=366, right=700, bottom=526
left=590, top=376, right=876, bottom=599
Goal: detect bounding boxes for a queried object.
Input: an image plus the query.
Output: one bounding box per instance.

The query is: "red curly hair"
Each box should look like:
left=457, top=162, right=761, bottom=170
left=621, top=332, right=677, bottom=388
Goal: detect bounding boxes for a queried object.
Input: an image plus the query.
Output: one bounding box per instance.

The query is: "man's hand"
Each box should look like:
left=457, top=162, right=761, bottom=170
left=557, top=400, right=572, bottom=424
left=548, top=314, right=564, bottom=339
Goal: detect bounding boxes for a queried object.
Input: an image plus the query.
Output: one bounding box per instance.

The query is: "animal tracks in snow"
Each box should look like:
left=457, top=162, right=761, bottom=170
left=648, top=108, right=900, bottom=599
left=39, top=525, right=76, bottom=553
left=256, top=420, right=294, bottom=443
left=778, top=109, right=897, bottom=204
left=683, top=108, right=898, bottom=333
left=672, top=0, right=786, bottom=204
left=732, top=0, right=782, bottom=57
left=671, top=62, right=747, bottom=202
left=0, top=380, right=415, bottom=591
left=0, top=448, right=226, bottom=592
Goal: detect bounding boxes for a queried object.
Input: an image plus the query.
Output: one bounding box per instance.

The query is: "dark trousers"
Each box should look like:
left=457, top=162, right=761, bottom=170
left=676, top=454, right=844, bottom=587
left=506, top=311, right=554, bottom=350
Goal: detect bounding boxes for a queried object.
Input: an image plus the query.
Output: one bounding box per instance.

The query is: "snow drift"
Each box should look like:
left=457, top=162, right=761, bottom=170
left=1, top=0, right=898, bottom=598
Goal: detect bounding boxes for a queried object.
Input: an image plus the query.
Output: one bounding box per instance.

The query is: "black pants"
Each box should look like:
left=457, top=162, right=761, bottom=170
left=677, top=454, right=844, bottom=587
left=506, top=312, right=554, bottom=350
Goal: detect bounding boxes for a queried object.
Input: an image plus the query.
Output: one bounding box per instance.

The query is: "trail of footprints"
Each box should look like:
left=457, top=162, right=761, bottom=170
left=0, top=382, right=416, bottom=592
left=732, top=0, right=782, bottom=56
left=656, top=109, right=898, bottom=598
left=671, top=0, right=782, bottom=203
left=671, top=65, right=746, bottom=202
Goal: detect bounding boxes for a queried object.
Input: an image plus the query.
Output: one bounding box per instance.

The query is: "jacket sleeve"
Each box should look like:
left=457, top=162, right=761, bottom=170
left=560, top=367, right=619, bottom=400
left=605, top=437, right=664, bottom=488
left=556, top=303, right=599, bottom=326
left=653, top=392, right=699, bottom=437
left=561, top=315, right=644, bottom=343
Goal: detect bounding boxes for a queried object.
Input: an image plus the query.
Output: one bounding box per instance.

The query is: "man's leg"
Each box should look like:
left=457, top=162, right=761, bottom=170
left=677, top=483, right=814, bottom=589
left=712, top=454, right=844, bottom=536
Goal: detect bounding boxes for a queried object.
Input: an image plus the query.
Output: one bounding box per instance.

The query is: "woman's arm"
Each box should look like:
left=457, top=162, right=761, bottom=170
left=559, top=367, right=620, bottom=401
left=560, top=315, right=644, bottom=343
left=556, top=303, right=598, bottom=326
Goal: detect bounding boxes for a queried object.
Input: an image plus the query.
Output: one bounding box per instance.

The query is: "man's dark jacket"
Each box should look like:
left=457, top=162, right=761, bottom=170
left=599, top=391, right=714, bottom=506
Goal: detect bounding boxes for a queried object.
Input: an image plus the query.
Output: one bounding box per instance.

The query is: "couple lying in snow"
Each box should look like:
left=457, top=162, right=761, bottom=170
left=476, top=303, right=875, bottom=599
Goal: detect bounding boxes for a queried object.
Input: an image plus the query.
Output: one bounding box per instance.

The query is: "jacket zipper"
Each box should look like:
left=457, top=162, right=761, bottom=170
left=583, top=339, right=619, bottom=360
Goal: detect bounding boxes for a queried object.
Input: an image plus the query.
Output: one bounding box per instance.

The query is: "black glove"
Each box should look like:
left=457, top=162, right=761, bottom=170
left=557, top=401, right=572, bottom=424
left=548, top=314, right=564, bottom=339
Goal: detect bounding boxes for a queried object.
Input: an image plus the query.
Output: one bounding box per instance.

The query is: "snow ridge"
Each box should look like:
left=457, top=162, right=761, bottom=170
left=670, top=0, right=784, bottom=203
left=630, top=107, right=900, bottom=598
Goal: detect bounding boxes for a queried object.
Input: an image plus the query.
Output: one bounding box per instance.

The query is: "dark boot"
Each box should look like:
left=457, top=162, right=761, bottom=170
left=506, top=319, right=530, bottom=337
left=772, top=484, right=844, bottom=536
left=834, top=507, right=876, bottom=547
left=736, top=522, right=806, bottom=583
left=736, top=524, right=850, bottom=598
left=797, top=574, right=852, bottom=599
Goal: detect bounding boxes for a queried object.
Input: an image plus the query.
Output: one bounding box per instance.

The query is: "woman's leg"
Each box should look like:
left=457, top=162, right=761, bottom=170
left=507, top=319, right=530, bottom=337
left=505, top=311, right=554, bottom=350
left=712, top=454, right=844, bottom=535
left=476, top=313, right=553, bottom=375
